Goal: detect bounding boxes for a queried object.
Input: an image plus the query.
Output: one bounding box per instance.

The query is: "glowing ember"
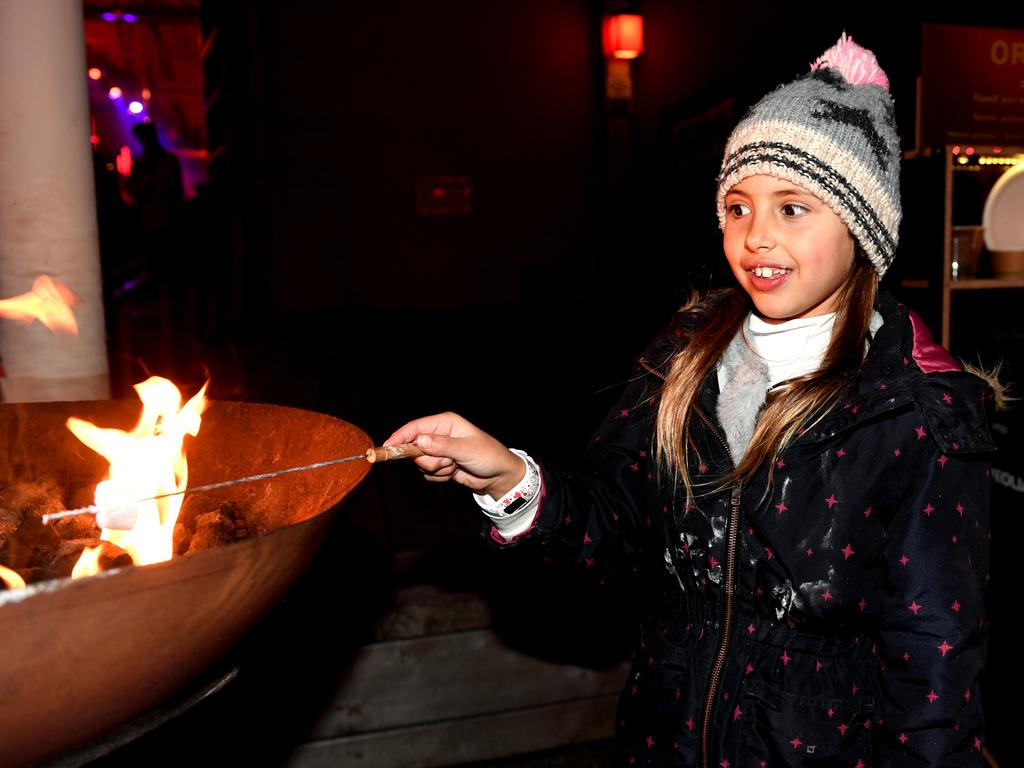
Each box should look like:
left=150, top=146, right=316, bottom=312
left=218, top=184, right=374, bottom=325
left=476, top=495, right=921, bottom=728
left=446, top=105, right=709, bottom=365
left=66, top=377, right=208, bottom=571
left=0, top=275, right=79, bottom=334
left=0, top=564, right=25, bottom=590
left=71, top=546, right=103, bottom=579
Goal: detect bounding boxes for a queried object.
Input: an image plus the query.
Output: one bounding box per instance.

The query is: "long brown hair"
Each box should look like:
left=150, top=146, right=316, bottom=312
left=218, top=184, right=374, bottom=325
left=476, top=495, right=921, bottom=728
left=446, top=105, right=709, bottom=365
left=655, top=251, right=878, bottom=503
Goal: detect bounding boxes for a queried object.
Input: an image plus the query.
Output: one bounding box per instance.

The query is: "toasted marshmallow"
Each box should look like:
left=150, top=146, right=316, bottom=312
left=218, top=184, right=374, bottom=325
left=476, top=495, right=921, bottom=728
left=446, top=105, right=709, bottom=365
left=93, top=480, right=140, bottom=531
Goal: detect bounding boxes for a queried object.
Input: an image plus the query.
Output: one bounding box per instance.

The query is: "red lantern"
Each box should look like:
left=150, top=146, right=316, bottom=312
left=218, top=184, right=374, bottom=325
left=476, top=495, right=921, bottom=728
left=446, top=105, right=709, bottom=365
left=602, top=13, right=644, bottom=60
left=116, top=145, right=132, bottom=176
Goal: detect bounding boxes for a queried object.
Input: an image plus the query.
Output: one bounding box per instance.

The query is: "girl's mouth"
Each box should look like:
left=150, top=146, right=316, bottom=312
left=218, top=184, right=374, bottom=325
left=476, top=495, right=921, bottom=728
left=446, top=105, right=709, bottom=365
left=750, top=266, right=791, bottom=278
left=747, top=265, right=792, bottom=290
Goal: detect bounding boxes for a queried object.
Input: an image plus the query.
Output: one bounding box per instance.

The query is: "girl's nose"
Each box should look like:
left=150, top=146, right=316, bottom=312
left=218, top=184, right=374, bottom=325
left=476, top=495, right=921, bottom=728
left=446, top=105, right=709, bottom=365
left=745, top=215, right=776, bottom=253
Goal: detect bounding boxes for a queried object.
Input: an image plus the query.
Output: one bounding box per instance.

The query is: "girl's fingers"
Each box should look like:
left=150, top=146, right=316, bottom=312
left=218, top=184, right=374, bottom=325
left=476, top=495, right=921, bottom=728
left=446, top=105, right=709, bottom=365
left=450, top=467, right=491, bottom=493
left=423, top=462, right=474, bottom=485
left=417, top=460, right=491, bottom=493
left=415, top=432, right=460, bottom=458
left=413, top=455, right=454, bottom=474
left=384, top=412, right=471, bottom=447
left=382, top=413, right=516, bottom=495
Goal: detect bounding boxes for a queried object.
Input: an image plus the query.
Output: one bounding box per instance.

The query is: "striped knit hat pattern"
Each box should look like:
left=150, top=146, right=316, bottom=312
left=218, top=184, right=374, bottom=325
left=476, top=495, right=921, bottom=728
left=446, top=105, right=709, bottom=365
left=716, top=34, right=901, bottom=275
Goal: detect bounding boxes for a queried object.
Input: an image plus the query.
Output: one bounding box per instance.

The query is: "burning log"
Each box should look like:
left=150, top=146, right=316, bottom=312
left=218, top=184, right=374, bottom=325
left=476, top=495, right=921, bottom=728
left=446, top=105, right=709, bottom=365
left=50, top=539, right=133, bottom=579
left=52, top=515, right=102, bottom=540
left=0, top=479, right=66, bottom=519
left=187, top=512, right=237, bottom=554
left=0, top=481, right=132, bottom=584
left=0, top=482, right=63, bottom=569
left=0, top=507, right=19, bottom=543
left=174, top=494, right=240, bottom=555
left=94, top=540, right=134, bottom=571
left=52, top=487, right=102, bottom=539
left=0, top=477, right=255, bottom=586
left=51, top=539, right=100, bottom=576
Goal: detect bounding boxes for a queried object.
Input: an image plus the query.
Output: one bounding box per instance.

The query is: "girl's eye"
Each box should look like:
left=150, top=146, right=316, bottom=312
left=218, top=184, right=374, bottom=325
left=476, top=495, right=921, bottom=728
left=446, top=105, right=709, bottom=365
left=781, top=202, right=809, bottom=217
left=727, top=202, right=750, bottom=217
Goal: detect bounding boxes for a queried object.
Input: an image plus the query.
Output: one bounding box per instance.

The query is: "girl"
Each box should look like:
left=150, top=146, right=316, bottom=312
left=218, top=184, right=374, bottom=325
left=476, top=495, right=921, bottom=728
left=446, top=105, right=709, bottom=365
left=386, top=35, right=994, bottom=767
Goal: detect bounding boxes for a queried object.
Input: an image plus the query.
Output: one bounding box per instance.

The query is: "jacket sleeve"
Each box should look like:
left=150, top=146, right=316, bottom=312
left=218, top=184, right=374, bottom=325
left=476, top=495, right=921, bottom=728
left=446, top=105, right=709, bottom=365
left=875, top=436, right=991, bottom=766
left=487, top=334, right=679, bottom=581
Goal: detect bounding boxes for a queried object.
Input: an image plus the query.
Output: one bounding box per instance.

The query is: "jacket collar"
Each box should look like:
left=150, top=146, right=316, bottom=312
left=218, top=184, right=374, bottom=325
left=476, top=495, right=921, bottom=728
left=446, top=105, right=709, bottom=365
left=800, top=292, right=996, bottom=454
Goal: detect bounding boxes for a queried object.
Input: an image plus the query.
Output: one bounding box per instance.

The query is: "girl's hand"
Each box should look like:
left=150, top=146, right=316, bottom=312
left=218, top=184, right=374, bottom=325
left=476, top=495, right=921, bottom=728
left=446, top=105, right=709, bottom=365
left=384, top=412, right=525, bottom=499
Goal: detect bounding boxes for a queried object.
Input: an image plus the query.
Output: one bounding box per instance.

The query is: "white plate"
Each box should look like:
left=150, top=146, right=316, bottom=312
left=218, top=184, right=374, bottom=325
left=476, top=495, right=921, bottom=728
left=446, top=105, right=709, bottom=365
left=983, top=161, right=1024, bottom=251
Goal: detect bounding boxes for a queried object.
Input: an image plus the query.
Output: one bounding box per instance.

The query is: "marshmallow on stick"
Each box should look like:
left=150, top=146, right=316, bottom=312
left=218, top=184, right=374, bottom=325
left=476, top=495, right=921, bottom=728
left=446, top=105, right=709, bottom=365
left=41, top=443, right=426, bottom=530
left=92, top=480, right=140, bottom=530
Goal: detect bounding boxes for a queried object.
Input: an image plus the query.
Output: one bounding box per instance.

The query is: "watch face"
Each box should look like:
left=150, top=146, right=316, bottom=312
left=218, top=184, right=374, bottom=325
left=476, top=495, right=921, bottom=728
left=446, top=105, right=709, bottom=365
left=502, top=496, right=528, bottom=515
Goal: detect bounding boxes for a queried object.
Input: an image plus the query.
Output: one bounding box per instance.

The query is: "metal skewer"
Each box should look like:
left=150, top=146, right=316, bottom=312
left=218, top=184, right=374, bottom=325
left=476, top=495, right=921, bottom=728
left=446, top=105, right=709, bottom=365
left=41, top=442, right=424, bottom=526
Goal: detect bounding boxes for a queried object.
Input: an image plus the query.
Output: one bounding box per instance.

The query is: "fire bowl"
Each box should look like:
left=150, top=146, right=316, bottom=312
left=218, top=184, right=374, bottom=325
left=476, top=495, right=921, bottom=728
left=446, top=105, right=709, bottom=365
left=0, top=400, right=371, bottom=766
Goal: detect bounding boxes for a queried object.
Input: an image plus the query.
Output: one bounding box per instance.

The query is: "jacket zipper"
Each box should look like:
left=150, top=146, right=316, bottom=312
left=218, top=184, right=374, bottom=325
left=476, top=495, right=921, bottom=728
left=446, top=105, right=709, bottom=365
left=699, top=485, right=740, bottom=768
left=694, top=408, right=740, bottom=768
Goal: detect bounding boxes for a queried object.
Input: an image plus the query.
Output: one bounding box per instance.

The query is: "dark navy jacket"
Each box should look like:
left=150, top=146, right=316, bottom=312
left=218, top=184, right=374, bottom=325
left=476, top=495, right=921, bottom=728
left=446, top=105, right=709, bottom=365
left=495, top=293, right=993, bottom=767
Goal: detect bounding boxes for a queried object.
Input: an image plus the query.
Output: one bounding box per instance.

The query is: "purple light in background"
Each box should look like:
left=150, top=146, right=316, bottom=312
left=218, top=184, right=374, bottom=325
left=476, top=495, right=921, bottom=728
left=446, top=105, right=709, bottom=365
left=128, top=101, right=144, bottom=114
left=113, top=275, right=147, bottom=299
left=101, top=12, right=118, bottom=22
left=122, top=13, right=137, bottom=22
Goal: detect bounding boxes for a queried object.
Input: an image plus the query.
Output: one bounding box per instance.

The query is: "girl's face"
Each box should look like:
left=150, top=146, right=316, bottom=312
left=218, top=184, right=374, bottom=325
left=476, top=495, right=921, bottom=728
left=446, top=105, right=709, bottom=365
left=723, top=175, right=855, bottom=325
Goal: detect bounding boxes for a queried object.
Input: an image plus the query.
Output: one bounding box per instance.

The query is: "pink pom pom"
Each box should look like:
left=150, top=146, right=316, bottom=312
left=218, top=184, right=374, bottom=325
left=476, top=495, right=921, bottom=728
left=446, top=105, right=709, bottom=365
left=811, top=32, right=889, bottom=90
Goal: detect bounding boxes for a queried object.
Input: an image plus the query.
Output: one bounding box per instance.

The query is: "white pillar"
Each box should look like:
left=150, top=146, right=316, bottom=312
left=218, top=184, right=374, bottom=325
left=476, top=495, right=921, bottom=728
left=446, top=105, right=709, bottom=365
left=0, top=0, right=110, bottom=402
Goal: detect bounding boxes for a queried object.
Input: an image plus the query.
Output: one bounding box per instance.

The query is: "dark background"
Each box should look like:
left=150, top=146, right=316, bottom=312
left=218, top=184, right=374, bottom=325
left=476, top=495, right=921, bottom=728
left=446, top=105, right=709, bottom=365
left=79, top=2, right=1024, bottom=765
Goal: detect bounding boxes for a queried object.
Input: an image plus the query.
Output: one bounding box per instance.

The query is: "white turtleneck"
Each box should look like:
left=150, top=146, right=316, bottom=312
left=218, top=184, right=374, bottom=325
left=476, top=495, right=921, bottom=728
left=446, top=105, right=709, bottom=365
left=714, top=309, right=883, bottom=461
left=713, top=312, right=836, bottom=461
left=717, top=309, right=885, bottom=392
left=719, top=312, right=837, bottom=391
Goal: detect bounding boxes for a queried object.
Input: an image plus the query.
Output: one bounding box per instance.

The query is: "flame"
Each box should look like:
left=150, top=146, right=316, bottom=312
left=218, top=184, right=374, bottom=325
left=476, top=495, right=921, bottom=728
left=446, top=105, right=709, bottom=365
left=71, top=546, right=103, bottom=579
left=0, top=564, right=25, bottom=590
left=0, top=275, right=79, bottom=334
left=67, top=377, right=208, bottom=570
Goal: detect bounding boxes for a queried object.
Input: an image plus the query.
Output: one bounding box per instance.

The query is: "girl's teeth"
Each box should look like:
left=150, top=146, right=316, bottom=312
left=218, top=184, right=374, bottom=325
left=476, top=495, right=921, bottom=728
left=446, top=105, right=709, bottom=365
left=752, top=266, right=789, bottom=278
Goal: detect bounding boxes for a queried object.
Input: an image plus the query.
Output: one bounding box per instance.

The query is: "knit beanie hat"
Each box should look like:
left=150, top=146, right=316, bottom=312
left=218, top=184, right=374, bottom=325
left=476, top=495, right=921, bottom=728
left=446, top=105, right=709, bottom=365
left=716, top=34, right=901, bottom=275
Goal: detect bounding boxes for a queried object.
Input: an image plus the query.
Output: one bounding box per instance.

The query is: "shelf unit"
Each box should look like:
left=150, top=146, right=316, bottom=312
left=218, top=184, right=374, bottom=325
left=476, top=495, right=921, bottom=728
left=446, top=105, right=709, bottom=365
left=903, top=145, right=1024, bottom=349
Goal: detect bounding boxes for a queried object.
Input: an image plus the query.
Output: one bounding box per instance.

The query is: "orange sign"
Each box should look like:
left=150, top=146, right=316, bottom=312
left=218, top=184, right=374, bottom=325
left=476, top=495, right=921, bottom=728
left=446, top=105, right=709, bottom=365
left=920, top=24, right=1024, bottom=146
